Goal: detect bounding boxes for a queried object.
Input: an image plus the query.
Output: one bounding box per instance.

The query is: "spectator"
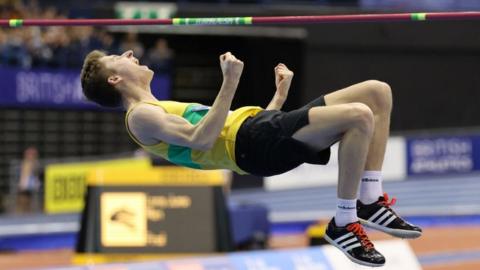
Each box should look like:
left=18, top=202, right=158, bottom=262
left=145, top=38, right=174, bottom=74
left=119, top=31, right=144, bottom=60
left=67, top=26, right=97, bottom=67
left=1, top=28, right=31, bottom=67
left=96, top=29, right=118, bottom=54
left=16, top=146, right=41, bottom=213
left=0, top=2, right=174, bottom=70
left=0, top=2, right=110, bottom=68
left=40, top=26, right=70, bottom=67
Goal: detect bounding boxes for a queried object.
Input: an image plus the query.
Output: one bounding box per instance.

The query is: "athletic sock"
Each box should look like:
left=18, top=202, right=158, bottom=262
left=359, top=171, right=383, bottom=204
left=335, top=198, right=358, bottom=227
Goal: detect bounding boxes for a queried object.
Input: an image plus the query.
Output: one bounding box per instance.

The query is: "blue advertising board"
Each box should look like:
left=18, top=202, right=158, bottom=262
left=407, top=135, right=480, bottom=176
left=0, top=66, right=169, bottom=109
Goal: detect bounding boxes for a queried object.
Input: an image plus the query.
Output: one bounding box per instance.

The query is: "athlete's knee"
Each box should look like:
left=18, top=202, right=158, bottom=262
left=363, top=80, right=392, bottom=113
left=345, top=102, right=374, bottom=135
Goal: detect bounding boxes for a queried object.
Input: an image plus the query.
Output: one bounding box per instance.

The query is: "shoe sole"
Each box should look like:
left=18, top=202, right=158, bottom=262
left=359, top=218, right=422, bottom=239
left=324, top=234, right=385, bottom=267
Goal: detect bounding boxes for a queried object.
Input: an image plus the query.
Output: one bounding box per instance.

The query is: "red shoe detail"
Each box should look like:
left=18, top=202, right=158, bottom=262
left=379, top=192, right=396, bottom=207
left=346, top=223, right=374, bottom=250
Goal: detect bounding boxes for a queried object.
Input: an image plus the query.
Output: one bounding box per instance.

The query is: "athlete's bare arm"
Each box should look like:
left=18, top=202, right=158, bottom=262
left=128, top=52, right=244, bottom=151
left=266, top=63, right=294, bottom=110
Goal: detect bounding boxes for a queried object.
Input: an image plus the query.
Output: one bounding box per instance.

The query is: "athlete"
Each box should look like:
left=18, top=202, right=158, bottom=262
left=81, top=50, right=422, bottom=267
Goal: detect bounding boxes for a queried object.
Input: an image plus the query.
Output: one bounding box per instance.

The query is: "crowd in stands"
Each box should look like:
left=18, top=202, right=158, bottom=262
left=0, top=1, right=174, bottom=73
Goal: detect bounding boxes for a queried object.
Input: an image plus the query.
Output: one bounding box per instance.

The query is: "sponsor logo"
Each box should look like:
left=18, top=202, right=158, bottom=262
left=408, top=137, right=475, bottom=175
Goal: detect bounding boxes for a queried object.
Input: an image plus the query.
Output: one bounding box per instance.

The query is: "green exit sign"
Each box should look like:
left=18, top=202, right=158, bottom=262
left=115, top=2, right=177, bottom=19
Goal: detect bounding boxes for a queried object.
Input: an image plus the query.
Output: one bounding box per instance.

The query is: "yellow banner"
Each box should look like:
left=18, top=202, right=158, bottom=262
left=44, top=158, right=151, bottom=214
left=73, top=253, right=207, bottom=265
left=88, top=166, right=226, bottom=186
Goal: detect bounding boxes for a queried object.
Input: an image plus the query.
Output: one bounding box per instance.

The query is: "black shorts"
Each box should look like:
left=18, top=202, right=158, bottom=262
left=235, top=96, right=331, bottom=176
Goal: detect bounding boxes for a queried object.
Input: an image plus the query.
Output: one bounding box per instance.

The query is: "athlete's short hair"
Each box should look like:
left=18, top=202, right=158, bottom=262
left=81, top=50, right=122, bottom=108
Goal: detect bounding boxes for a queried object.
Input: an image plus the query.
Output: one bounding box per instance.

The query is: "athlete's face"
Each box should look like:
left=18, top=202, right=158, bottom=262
left=100, top=50, right=153, bottom=88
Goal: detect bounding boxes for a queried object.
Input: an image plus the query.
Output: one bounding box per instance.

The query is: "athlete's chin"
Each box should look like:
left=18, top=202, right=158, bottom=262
left=147, top=68, right=154, bottom=77
left=146, top=70, right=154, bottom=84
left=141, top=65, right=153, bottom=74
left=138, top=66, right=153, bottom=78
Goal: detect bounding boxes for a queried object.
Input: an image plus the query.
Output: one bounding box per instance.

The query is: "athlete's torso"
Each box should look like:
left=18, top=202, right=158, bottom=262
left=125, top=100, right=262, bottom=174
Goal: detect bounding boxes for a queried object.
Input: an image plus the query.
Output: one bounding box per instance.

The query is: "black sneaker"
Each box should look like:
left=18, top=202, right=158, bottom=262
left=357, top=193, right=422, bottom=239
left=324, top=218, right=385, bottom=267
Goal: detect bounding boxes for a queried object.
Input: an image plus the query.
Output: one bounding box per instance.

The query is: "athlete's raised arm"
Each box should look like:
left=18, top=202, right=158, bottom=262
left=128, top=52, right=243, bottom=151
left=266, top=63, right=294, bottom=110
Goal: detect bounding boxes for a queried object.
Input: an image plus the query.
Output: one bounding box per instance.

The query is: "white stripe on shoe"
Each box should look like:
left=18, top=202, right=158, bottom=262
left=344, top=242, right=362, bottom=251
left=334, top=232, right=354, bottom=243
left=381, top=215, right=397, bottom=226
left=332, top=231, right=362, bottom=253
left=375, top=211, right=392, bottom=225
left=367, top=207, right=387, bottom=222
left=333, top=233, right=362, bottom=252
left=359, top=218, right=423, bottom=239
left=340, top=237, right=358, bottom=247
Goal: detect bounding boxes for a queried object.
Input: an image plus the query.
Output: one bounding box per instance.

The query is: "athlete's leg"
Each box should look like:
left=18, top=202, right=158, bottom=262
left=291, top=102, right=385, bottom=267
left=324, top=80, right=392, bottom=171
left=291, top=103, right=374, bottom=200
left=321, top=80, right=422, bottom=239
left=324, top=80, right=391, bottom=205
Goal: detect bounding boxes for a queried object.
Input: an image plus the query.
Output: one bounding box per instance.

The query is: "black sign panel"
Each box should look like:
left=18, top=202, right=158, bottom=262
left=76, top=185, right=232, bottom=253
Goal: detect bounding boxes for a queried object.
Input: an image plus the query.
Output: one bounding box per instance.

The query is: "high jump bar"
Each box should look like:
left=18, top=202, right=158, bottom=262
left=2, top=11, right=480, bottom=27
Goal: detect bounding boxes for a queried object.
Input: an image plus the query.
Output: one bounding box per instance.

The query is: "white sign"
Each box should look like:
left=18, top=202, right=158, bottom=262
left=265, top=137, right=406, bottom=190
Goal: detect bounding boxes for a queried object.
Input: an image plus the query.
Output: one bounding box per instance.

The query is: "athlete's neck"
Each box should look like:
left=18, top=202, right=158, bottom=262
left=122, top=85, right=158, bottom=111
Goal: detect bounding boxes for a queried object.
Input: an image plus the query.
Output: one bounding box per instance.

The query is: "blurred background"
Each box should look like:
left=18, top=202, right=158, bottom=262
left=0, top=0, right=479, bottom=269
